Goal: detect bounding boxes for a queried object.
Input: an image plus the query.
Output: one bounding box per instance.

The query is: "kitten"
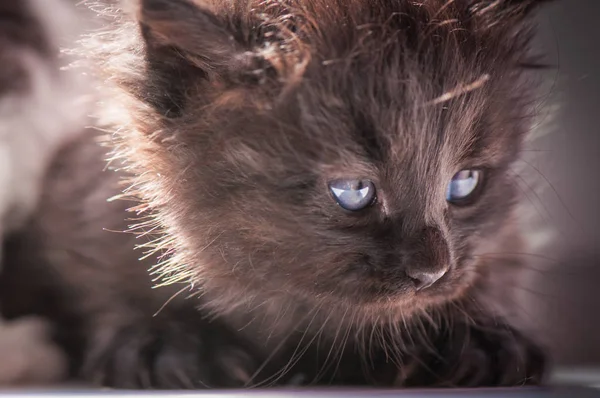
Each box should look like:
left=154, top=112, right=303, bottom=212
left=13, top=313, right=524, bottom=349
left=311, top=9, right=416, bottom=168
left=0, top=0, right=90, bottom=386
left=1, top=0, right=555, bottom=389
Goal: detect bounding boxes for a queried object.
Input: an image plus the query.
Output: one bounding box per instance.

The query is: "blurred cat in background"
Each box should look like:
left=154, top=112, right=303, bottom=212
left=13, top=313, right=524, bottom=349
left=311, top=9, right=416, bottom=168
left=0, top=0, right=91, bottom=386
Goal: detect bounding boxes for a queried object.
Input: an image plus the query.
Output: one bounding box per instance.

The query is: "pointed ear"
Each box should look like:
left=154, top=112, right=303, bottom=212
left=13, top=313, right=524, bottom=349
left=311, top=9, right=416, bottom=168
left=138, top=0, right=244, bottom=73
left=132, top=0, right=252, bottom=117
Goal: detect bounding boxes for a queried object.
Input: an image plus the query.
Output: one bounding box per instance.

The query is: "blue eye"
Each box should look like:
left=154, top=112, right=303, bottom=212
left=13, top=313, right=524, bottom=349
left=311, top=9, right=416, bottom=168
left=446, top=170, right=481, bottom=203
left=329, top=179, right=376, bottom=211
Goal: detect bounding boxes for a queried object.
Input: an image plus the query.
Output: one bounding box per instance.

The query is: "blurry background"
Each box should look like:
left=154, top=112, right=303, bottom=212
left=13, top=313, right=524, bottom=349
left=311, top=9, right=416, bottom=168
left=529, top=0, right=600, bottom=368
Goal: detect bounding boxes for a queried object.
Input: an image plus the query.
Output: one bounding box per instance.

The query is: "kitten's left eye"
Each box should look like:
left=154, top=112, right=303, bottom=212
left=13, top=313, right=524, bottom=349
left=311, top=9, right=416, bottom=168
left=329, top=179, right=376, bottom=211
left=446, top=170, right=482, bottom=204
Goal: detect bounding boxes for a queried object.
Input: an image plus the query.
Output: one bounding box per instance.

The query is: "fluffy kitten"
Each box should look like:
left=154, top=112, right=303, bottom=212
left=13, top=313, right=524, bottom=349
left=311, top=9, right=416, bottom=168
left=2, top=0, right=555, bottom=389
left=0, top=0, right=90, bottom=386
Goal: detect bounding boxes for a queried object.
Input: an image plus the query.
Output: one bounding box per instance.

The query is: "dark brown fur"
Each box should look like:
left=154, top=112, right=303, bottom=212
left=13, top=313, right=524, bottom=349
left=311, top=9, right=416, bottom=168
left=2, top=0, right=554, bottom=389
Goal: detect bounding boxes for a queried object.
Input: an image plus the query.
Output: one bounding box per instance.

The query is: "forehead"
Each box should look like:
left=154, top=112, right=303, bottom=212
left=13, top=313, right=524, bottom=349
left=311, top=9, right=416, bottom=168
left=214, top=0, right=530, bottom=182
left=263, top=1, right=527, bottom=160
left=294, top=59, right=514, bottom=172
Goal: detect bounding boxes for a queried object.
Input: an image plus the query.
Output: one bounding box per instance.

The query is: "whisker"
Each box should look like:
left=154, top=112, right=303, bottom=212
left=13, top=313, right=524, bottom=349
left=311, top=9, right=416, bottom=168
left=328, top=311, right=356, bottom=384
left=313, top=306, right=350, bottom=383
left=244, top=305, right=317, bottom=387
left=265, top=304, right=324, bottom=387
left=516, top=158, right=582, bottom=230
left=152, top=284, right=191, bottom=317
left=508, top=171, right=551, bottom=227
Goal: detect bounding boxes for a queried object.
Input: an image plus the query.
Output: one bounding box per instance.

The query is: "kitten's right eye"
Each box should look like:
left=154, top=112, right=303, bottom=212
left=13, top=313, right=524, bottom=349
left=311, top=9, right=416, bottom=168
left=328, top=179, right=376, bottom=211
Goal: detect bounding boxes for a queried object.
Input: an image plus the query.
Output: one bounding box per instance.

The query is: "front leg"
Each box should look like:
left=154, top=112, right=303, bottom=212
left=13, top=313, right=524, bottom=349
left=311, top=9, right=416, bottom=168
left=399, top=315, right=547, bottom=388
left=81, top=306, right=259, bottom=389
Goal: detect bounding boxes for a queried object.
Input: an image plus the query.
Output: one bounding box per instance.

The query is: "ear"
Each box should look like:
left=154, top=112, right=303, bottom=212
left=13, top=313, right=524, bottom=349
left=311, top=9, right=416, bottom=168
left=138, top=0, right=245, bottom=72
left=134, top=0, right=256, bottom=117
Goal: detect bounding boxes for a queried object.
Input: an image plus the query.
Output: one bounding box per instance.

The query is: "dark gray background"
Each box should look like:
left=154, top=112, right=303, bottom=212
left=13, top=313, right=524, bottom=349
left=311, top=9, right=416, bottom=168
left=529, top=0, right=600, bottom=366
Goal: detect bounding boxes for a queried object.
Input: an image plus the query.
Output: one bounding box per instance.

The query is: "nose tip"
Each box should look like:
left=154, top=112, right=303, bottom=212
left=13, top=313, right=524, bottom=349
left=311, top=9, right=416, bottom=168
left=406, top=269, right=447, bottom=291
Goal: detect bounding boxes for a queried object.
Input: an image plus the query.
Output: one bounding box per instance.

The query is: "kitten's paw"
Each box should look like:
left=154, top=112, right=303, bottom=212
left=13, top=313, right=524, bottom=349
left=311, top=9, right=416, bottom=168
left=83, top=319, right=256, bottom=389
left=0, top=316, right=67, bottom=386
left=401, top=323, right=547, bottom=388
left=443, top=325, right=546, bottom=387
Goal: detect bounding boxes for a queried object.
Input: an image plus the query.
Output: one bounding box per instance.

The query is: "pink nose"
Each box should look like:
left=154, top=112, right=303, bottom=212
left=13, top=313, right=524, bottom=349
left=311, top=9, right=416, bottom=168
left=406, top=270, right=446, bottom=291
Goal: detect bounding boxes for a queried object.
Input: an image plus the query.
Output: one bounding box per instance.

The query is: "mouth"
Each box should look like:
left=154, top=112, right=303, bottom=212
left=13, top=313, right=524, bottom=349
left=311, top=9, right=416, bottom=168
left=372, top=267, right=463, bottom=306
left=313, top=257, right=469, bottom=309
